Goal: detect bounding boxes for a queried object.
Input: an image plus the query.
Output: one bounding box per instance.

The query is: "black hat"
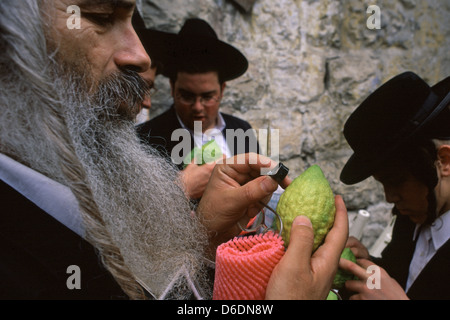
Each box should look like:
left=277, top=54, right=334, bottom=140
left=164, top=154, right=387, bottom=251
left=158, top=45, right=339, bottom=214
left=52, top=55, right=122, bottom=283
left=340, top=72, right=450, bottom=185
left=132, top=11, right=174, bottom=73
left=133, top=12, right=248, bottom=82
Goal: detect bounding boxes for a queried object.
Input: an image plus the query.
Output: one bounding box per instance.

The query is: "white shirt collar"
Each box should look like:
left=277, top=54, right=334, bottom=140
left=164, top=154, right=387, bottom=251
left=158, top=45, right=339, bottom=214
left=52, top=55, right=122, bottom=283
left=175, top=111, right=226, bottom=136
left=175, top=111, right=231, bottom=157
left=0, top=153, right=84, bottom=237
left=430, top=210, right=450, bottom=250
left=412, top=210, right=450, bottom=250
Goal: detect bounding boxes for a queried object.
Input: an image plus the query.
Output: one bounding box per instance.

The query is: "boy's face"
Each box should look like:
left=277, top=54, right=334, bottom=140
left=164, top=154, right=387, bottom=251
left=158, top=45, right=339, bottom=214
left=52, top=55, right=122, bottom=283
left=171, top=71, right=225, bottom=132
left=374, top=167, right=430, bottom=224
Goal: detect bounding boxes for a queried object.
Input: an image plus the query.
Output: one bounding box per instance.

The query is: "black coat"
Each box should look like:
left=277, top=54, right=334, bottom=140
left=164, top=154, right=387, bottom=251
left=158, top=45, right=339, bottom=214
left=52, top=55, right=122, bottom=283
left=136, top=106, right=259, bottom=169
left=0, top=180, right=127, bottom=299
left=374, top=214, right=450, bottom=300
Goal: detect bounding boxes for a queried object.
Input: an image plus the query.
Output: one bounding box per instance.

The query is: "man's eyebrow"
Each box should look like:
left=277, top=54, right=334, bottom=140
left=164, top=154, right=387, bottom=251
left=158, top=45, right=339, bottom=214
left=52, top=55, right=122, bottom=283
left=77, top=0, right=135, bottom=10
left=178, top=88, right=217, bottom=96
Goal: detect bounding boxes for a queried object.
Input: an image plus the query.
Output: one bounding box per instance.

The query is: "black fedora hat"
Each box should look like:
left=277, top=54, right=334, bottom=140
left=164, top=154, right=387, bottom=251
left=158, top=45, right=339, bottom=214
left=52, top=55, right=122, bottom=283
left=132, top=11, right=175, bottom=74
left=133, top=13, right=248, bottom=82
left=340, top=72, right=450, bottom=185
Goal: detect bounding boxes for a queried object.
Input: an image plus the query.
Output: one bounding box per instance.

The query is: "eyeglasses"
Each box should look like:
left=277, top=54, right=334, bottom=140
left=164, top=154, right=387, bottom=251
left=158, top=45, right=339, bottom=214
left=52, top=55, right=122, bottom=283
left=175, top=92, right=220, bottom=107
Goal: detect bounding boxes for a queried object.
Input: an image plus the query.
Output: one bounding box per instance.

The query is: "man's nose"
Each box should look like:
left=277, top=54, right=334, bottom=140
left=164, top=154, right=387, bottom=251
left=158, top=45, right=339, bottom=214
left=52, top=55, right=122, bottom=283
left=114, top=25, right=151, bottom=73
left=192, top=98, right=204, bottom=112
left=142, top=95, right=151, bottom=109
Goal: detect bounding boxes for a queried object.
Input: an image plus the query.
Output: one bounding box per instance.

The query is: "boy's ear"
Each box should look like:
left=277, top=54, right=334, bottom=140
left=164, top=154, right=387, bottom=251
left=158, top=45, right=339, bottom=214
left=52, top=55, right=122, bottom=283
left=220, top=82, right=227, bottom=98
left=437, top=145, right=450, bottom=177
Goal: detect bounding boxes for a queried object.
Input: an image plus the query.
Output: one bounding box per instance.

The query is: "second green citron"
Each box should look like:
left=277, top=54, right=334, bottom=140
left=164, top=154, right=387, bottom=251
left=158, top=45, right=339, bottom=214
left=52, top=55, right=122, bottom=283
left=183, top=140, right=223, bottom=168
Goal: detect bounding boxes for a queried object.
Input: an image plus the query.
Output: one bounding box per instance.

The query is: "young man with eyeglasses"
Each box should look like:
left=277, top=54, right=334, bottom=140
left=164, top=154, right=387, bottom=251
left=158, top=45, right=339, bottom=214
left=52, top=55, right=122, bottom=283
left=136, top=18, right=258, bottom=199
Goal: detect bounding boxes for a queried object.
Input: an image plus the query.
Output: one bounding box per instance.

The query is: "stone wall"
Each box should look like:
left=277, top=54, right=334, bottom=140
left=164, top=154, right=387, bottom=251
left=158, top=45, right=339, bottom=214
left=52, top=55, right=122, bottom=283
left=139, top=0, right=450, bottom=248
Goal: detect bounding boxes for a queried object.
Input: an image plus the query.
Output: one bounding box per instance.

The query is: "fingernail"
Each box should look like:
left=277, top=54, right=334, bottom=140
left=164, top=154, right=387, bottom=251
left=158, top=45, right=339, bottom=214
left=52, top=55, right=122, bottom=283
left=260, top=176, right=277, bottom=193
left=293, top=215, right=313, bottom=228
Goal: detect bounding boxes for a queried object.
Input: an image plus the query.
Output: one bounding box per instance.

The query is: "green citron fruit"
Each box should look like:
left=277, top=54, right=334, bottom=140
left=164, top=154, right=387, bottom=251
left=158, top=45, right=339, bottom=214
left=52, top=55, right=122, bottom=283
left=332, top=247, right=357, bottom=289
left=276, top=165, right=335, bottom=249
left=183, top=140, right=223, bottom=168
left=326, top=290, right=338, bottom=300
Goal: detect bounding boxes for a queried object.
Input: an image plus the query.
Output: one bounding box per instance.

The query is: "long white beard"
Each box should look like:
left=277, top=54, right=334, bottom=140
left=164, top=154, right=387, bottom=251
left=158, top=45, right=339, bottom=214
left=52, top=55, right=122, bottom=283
left=65, top=92, right=211, bottom=299
left=0, top=55, right=211, bottom=299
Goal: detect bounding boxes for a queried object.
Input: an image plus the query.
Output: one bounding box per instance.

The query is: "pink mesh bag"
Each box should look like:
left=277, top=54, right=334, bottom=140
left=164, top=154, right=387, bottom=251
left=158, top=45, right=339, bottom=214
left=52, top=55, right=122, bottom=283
left=213, top=232, right=285, bottom=300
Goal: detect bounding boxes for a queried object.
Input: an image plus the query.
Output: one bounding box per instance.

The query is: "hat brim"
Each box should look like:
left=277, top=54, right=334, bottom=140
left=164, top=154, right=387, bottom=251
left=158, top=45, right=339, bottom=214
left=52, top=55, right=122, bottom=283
left=165, top=35, right=248, bottom=81
left=340, top=75, right=450, bottom=185
left=340, top=153, right=374, bottom=185
left=136, top=28, right=177, bottom=66
left=137, top=29, right=248, bottom=82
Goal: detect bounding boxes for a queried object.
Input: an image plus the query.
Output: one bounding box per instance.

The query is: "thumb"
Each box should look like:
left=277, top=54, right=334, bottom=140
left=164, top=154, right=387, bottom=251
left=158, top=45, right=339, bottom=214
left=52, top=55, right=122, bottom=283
left=213, top=154, right=227, bottom=165
left=227, top=176, right=278, bottom=209
left=239, top=175, right=279, bottom=203
left=284, top=216, right=315, bottom=273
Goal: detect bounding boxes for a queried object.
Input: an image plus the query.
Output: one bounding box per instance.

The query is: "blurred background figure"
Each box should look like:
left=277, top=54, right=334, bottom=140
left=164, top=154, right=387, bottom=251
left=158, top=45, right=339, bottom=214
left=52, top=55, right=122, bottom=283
left=134, top=15, right=258, bottom=199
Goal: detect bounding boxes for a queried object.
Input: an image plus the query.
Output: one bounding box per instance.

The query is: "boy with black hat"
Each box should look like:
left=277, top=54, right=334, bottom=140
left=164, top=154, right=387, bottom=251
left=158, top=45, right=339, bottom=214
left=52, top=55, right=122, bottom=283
left=339, top=71, right=450, bottom=299
left=134, top=17, right=258, bottom=200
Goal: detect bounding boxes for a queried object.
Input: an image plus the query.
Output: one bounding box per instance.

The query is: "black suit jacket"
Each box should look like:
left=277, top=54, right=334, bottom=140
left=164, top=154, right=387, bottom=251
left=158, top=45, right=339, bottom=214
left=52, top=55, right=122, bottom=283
left=0, top=180, right=127, bottom=299
left=136, top=106, right=259, bottom=169
left=374, top=214, right=450, bottom=300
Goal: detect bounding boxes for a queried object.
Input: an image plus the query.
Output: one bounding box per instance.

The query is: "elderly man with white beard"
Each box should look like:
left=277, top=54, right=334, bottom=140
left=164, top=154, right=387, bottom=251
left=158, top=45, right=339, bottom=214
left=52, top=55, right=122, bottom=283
left=0, top=0, right=348, bottom=300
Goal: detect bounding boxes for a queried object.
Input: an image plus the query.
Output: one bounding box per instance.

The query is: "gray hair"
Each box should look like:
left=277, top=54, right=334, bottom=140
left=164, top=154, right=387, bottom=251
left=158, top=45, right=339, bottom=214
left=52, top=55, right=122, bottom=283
left=0, top=0, right=146, bottom=299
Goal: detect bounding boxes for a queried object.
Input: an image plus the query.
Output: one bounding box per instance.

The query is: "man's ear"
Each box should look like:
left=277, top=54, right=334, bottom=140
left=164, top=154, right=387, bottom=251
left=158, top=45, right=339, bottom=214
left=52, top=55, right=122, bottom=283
left=437, top=145, right=450, bottom=177
left=220, top=82, right=226, bottom=97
